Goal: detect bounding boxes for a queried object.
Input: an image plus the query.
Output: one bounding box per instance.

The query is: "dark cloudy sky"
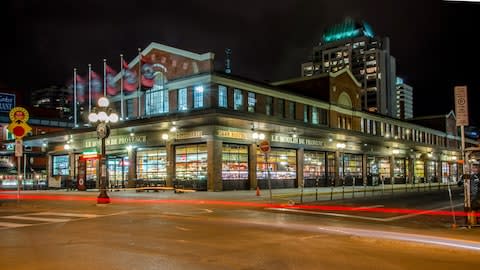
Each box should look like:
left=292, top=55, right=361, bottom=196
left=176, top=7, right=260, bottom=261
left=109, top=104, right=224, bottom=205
left=1, top=1, right=479, bottom=124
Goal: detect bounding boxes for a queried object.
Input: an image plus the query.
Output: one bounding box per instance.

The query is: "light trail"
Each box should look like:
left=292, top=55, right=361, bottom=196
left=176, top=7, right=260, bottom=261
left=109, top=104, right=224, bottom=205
left=1, top=193, right=478, bottom=217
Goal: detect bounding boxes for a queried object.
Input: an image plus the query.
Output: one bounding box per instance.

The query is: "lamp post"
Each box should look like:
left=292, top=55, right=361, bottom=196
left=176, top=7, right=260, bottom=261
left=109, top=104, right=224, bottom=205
left=88, top=96, right=119, bottom=204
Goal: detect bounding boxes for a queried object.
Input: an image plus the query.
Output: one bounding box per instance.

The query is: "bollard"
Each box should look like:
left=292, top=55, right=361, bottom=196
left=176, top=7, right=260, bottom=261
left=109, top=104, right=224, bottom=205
left=330, top=179, right=334, bottom=201
left=352, top=177, right=355, bottom=198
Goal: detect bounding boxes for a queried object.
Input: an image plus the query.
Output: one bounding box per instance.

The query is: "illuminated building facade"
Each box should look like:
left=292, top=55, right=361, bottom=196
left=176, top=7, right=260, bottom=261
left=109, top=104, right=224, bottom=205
left=302, top=18, right=397, bottom=118
left=19, top=42, right=474, bottom=191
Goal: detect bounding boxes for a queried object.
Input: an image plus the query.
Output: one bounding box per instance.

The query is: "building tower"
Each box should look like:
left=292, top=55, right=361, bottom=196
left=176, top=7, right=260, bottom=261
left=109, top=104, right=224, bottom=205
left=395, top=77, right=413, bottom=120
left=302, top=17, right=397, bottom=118
left=31, top=85, right=72, bottom=120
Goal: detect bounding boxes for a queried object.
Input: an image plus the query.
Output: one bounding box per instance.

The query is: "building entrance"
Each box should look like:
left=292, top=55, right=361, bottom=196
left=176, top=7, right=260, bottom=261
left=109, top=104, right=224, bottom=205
left=107, top=154, right=129, bottom=189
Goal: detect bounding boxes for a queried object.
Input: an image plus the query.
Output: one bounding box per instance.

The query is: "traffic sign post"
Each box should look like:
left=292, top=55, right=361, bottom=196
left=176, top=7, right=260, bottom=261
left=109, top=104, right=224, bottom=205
left=8, top=107, right=31, bottom=201
left=259, top=140, right=272, bottom=203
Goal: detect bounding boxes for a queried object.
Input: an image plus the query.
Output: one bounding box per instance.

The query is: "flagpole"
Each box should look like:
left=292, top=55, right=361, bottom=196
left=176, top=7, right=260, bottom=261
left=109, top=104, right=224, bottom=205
left=88, top=63, right=92, bottom=113
left=138, top=48, right=142, bottom=118
left=103, top=59, right=107, bottom=97
left=120, top=54, right=124, bottom=120
left=73, top=68, right=77, bottom=127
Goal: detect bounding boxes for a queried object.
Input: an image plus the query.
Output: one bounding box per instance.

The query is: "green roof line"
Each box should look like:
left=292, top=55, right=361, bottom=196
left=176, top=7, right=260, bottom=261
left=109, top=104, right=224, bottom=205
left=322, top=18, right=375, bottom=43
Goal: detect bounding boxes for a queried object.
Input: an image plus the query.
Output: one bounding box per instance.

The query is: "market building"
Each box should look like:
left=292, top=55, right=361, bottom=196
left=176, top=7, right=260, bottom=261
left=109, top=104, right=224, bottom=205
left=22, top=42, right=475, bottom=191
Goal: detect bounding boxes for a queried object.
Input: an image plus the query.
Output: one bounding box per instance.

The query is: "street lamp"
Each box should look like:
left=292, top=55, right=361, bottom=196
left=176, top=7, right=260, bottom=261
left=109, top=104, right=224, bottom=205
left=88, top=96, right=118, bottom=204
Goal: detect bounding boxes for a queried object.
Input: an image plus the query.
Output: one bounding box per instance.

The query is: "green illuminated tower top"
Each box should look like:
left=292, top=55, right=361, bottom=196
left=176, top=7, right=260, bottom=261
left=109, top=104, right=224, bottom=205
left=322, top=17, right=374, bottom=43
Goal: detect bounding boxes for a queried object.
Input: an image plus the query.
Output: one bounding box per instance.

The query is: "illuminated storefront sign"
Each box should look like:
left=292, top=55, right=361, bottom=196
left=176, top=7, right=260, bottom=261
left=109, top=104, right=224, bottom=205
left=271, top=134, right=324, bottom=146
left=176, top=131, right=203, bottom=140
left=216, top=130, right=249, bottom=140
left=84, top=135, right=147, bottom=148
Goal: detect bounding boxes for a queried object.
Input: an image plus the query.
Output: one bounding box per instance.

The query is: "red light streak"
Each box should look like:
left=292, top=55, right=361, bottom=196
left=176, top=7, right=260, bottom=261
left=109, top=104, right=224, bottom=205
left=0, top=193, right=478, bottom=217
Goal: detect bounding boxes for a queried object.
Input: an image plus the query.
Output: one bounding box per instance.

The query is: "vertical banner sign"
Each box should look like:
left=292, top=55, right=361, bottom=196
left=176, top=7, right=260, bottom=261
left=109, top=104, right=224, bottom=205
left=454, top=86, right=469, bottom=126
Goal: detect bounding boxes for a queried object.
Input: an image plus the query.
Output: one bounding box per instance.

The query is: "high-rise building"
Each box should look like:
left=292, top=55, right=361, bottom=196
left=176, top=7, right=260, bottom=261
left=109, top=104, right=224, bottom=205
left=302, top=18, right=397, bottom=118
left=31, top=85, right=72, bottom=120
left=395, top=77, right=413, bottom=120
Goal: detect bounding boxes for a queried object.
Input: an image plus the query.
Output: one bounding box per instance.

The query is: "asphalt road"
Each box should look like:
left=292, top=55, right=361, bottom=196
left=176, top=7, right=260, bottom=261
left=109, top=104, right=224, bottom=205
left=0, top=188, right=479, bottom=270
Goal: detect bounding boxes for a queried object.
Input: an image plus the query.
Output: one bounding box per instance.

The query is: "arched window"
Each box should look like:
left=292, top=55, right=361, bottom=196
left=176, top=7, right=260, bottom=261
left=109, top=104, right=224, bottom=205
left=338, top=92, right=352, bottom=108
left=146, top=72, right=168, bottom=115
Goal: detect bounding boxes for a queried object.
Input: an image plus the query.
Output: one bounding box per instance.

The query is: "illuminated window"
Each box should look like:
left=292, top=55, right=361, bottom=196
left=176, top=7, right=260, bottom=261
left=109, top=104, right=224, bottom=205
left=256, top=148, right=296, bottom=180
left=126, top=99, right=134, bottom=118
left=222, top=144, right=249, bottom=180
left=277, top=99, right=284, bottom=117
left=178, top=88, right=187, bottom=111
left=312, top=107, right=319, bottom=124
left=266, top=96, right=273, bottom=116
left=288, top=102, right=295, bottom=119
left=218, top=85, right=227, bottom=108
left=304, top=106, right=308, bottom=123
left=52, top=155, right=69, bottom=176
left=137, top=148, right=167, bottom=181
left=247, top=92, right=256, bottom=112
left=234, top=89, right=243, bottom=110
left=146, top=85, right=169, bottom=114
left=193, top=86, right=204, bottom=108
left=304, top=151, right=326, bottom=181
left=175, top=144, right=208, bottom=184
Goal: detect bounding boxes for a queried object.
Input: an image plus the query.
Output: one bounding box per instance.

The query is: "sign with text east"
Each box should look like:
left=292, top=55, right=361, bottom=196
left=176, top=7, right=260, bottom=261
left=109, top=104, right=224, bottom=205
left=0, top=93, right=15, bottom=112
left=454, top=86, right=469, bottom=126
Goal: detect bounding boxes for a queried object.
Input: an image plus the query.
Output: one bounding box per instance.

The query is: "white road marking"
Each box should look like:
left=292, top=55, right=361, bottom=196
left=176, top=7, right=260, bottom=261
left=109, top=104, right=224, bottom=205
left=268, top=208, right=386, bottom=221
left=0, top=211, right=125, bottom=230
left=176, top=226, right=191, bottom=231
left=3, top=215, right=71, bottom=223
left=27, top=212, right=100, bottom=218
left=0, top=222, right=30, bottom=228
left=314, top=226, right=480, bottom=252
left=352, top=204, right=384, bottom=210
left=382, top=203, right=463, bottom=221
left=268, top=203, right=464, bottom=222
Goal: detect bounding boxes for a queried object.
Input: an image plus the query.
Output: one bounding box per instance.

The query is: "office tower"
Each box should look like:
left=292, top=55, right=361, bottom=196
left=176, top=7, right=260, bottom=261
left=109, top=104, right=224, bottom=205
left=395, top=77, right=413, bottom=119
left=302, top=18, right=397, bottom=117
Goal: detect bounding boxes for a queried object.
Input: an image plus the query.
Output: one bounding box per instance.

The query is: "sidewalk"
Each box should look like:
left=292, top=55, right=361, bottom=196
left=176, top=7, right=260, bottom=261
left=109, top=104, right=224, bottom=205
left=4, top=182, right=459, bottom=204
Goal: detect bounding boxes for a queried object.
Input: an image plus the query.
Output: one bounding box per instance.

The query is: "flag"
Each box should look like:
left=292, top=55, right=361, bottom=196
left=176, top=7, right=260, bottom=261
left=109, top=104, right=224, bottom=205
left=105, top=64, right=119, bottom=96
left=90, top=70, right=102, bottom=100
left=123, top=59, right=137, bottom=94
left=76, top=74, right=87, bottom=103
left=122, top=59, right=129, bottom=69
left=68, top=74, right=86, bottom=103
left=141, top=54, right=154, bottom=89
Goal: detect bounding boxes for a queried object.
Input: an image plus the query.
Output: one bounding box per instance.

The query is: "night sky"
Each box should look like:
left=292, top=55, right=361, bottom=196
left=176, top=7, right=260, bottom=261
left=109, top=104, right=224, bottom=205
left=1, top=1, right=479, bottom=124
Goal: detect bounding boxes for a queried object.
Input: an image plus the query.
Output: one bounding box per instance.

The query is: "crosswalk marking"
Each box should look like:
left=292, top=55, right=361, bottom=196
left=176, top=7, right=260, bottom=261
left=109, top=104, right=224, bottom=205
left=27, top=212, right=100, bottom=218
left=3, top=215, right=71, bottom=223
left=0, top=211, right=107, bottom=230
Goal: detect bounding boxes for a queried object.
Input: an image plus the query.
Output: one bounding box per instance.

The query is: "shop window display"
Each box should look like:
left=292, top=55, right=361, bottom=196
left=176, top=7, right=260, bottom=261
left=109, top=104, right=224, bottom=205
left=137, top=148, right=167, bottom=182
left=304, top=151, right=326, bottom=187
left=52, top=155, right=69, bottom=176
left=175, top=144, right=207, bottom=189
left=256, top=148, right=296, bottom=184
left=222, top=144, right=248, bottom=180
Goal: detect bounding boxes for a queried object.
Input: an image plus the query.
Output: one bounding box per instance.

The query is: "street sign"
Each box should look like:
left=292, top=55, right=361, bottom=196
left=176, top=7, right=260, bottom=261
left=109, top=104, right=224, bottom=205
left=454, top=86, right=469, bottom=126
left=259, top=140, right=271, bottom=153
left=7, top=107, right=32, bottom=139
left=9, top=106, right=29, bottom=123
